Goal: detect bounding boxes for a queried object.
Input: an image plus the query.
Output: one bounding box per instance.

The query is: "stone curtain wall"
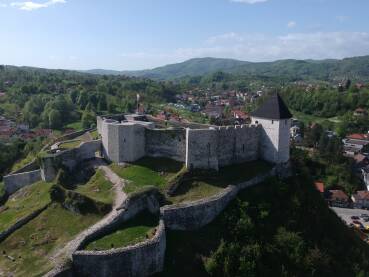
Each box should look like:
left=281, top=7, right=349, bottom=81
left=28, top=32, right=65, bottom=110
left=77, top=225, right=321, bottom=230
left=185, top=128, right=219, bottom=170
left=161, top=186, right=238, bottom=230
left=41, top=140, right=102, bottom=182
left=73, top=220, right=166, bottom=277
left=145, top=128, right=186, bottom=162
left=3, top=169, right=42, bottom=195
left=217, top=125, right=260, bottom=168
left=185, top=125, right=261, bottom=170
left=161, top=167, right=277, bottom=231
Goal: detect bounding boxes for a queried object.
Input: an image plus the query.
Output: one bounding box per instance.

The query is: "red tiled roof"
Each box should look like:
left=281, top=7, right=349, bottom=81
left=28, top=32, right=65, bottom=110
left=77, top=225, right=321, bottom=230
left=327, top=190, right=349, bottom=201
left=347, top=133, right=369, bottom=140
left=352, top=191, right=369, bottom=201
left=314, top=182, right=325, bottom=193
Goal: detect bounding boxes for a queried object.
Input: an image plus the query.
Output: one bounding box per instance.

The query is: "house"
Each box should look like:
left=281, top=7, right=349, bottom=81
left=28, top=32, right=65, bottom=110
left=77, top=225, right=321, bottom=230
left=314, top=181, right=325, bottom=195
left=342, top=134, right=369, bottom=156
left=354, top=108, right=368, bottom=117
left=203, top=104, right=224, bottom=119
left=232, top=110, right=248, bottom=120
left=326, top=190, right=350, bottom=208
left=352, top=191, right=369, bottom=209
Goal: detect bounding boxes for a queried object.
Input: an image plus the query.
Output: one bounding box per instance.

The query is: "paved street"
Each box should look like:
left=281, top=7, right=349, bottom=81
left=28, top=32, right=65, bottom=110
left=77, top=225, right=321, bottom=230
left=332, top=207, right=369, bottom=228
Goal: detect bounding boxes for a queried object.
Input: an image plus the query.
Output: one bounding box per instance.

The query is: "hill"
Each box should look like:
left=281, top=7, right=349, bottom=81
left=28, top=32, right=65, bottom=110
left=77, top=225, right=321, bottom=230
left=159, top=155, right=369, bottom=276
left=87, top=56, right=369, bottom=82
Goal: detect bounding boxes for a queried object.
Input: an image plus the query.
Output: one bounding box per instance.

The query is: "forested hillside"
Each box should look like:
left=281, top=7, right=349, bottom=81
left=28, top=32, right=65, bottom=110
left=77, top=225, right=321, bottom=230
left=160, top=152, right=369, bottom=277
left=90, top=56, right=369, bottom=82
left=0, top=65, right=178, bottom=129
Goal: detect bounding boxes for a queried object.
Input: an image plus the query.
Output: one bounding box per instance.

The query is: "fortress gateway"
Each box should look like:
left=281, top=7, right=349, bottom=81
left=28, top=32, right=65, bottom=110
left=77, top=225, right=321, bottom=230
left=97, top=93, right=292, bottom=170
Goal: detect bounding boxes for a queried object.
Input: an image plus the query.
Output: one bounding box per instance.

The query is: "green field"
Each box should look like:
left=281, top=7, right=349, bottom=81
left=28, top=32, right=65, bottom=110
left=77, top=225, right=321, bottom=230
left=0, top=181, right=53, bottom=231
left=10, top=153, right=36, bottom=172
left=84, top=212, right=158, bottom=251
left=0, top=203, right=102, bottom=277
left=169, top=160, right=272, bottom=204
left=58, top=140, right=81, bottom=149
left=110, top=157, right=184, bottom=194
left=292, top=110, right=341, bottom=126
left=65, top=121, right=83, bottom=131
left=75, top=169, right=114, bottom=205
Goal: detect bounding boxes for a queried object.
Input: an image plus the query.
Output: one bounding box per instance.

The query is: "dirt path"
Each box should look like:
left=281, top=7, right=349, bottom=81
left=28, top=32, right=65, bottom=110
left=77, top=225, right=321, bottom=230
left=46, top=166, right=127, bottom=276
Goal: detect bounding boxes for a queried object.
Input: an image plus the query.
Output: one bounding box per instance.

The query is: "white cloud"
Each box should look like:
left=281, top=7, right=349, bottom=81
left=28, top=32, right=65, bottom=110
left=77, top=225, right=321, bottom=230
left=11, top=0, right=66, bottom=11
left=287, top=21, right=296, bottom=28
left=119, top=32, right=369, bottom=69
left=0, top=3, right=7, bottom=7
left=229, top=0, right=268, bottom=4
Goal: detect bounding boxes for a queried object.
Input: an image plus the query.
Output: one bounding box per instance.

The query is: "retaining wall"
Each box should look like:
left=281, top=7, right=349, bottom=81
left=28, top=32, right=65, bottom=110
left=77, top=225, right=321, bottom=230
left=161, top=166, right=277, bottom=231
left=73, top=220, right=166, bottom=277
left=0, top=204, right=49, bottom=242
left=145, top=128, right=186, bottom=162
left=3, top=169, right=42, bottom=195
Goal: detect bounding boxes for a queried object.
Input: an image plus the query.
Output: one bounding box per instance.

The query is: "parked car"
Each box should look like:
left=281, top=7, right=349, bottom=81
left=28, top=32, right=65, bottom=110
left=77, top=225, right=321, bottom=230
left=353, top=221, right=365, bottom=229
left=361, top=214, right=369, bottom=218
left=352, top=216, right=360, bottom=220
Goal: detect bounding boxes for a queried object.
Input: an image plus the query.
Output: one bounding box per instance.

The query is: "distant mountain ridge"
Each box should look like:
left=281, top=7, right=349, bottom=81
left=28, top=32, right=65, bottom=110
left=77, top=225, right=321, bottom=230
left=84, top=56, right=369, bottom=82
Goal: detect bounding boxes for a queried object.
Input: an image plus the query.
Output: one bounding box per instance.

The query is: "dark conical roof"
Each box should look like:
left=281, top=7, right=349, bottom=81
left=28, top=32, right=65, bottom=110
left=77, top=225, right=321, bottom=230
left=251, top=93, right=292, bottom=120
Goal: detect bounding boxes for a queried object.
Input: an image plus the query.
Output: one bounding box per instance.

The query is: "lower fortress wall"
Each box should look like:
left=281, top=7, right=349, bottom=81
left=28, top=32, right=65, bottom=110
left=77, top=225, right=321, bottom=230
left=161, top=166, right=277, bottom=230
left=161, top=185, right=238, bottom=230
left=145, top=128, right=186, bottom=162
left=48, top=167, right=281, bottom=277
left=73, top=220, right=166, bottom=277
left=41, top=140, right=102, bottom=182
left=3, top=169, right=42, bottom=195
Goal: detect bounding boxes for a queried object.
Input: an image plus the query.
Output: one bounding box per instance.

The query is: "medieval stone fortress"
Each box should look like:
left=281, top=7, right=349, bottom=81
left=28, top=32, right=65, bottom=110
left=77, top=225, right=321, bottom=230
left=98, top=93, right=292, bottom=170
left=1, top=93, right=292, bottom=276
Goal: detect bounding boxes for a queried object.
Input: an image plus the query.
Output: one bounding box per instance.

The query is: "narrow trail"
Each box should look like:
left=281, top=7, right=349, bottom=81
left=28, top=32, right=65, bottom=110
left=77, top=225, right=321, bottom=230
left=47, top=165, right=127, bottom=275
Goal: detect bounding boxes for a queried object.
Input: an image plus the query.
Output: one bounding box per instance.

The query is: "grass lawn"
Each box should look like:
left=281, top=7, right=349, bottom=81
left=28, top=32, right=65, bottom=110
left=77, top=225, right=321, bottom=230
left=65, top=121, right=83, bottom=131
left=169, top=181, right=224, bottom=203
left=0, top=182, right=5, bottom=199
left=110, top=157, right=184, bottom=194
left=75, top=169, right=114, bottom=205
left=11, top=153, right=36, bottom=172
left=0, top=181, right=53, bottom=231
left=84, top=212, right=158, bottom=251
left=291, top=110, right=341, bottom=126
left=58, top=140, right=81, bottom=149
left=169, top=160, right=272, bottom=204
left=0, top=203, right=102, bottom=277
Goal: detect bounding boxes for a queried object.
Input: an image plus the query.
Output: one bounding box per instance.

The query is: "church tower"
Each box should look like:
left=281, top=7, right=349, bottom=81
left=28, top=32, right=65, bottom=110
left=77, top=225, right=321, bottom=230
left=251, top=93, right=292, bottom=164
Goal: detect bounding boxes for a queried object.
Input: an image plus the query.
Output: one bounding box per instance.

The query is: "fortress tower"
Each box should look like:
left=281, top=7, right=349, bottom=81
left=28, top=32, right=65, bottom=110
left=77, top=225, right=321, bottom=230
left=251, top=93, right=292, bottom=164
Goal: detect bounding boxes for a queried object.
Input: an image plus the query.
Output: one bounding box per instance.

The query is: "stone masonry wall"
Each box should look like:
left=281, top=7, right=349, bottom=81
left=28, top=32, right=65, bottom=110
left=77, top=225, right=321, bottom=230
left=185, top=125, right=261, bottom=170
left=185, top=128, right=219, bottom=170
left=160, top=166, right=277, bottom=230
left=73, top=220, right=166, bottom=277
left=145, top=128, right=186, bottom=162
left=3, top=169, right=42, bottom=195
left=41, top=140, right=101, bottom=182
left=216, top=125, right=260, bottom=168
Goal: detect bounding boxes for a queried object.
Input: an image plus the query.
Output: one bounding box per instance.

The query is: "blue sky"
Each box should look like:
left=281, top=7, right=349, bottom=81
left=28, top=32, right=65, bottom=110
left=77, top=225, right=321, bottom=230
left=0, top=0, right=369, bottom=70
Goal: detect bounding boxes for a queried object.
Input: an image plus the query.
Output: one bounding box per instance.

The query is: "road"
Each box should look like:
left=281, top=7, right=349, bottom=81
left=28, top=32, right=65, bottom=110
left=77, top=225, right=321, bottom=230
left=331, top=207, right=369, bottom=227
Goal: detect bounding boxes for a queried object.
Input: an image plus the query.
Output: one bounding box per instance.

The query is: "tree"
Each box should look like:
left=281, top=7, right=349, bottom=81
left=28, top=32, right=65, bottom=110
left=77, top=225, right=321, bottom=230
left=48, top=109, right=62, bottom=129
left=81, top=109, right=96, bottom=129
